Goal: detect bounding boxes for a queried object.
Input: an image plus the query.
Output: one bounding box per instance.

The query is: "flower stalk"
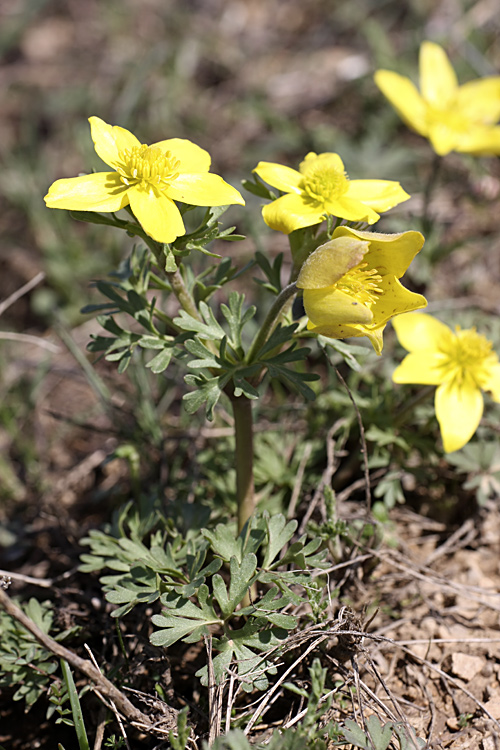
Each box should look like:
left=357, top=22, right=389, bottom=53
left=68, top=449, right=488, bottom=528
left=232, top=394, right=255, bottom=533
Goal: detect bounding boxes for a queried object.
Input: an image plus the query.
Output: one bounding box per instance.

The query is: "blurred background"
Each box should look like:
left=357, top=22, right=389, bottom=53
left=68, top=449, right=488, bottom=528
left=0, top=0, right=499, bottom=508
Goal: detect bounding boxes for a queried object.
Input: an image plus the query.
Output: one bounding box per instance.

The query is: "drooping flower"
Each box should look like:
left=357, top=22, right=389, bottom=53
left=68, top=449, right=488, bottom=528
left=374, top=41, right=500, bottom=156
left=44, top=117, right=245, bottom=244
left=296, top=226, right=426, bottom=354
left=392, top=313, right=500, bottom=452
left=253, top=152, right=410, bottom=234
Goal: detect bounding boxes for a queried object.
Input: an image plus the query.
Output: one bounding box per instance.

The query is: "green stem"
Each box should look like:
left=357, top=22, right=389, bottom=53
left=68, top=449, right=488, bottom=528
left=393, top=385, right=435, bottom=428
left=232, top=395, right=255, bottom=533
left=246, top=282, right=297, bottom=363
left=166, top=267, right=202, bottom=321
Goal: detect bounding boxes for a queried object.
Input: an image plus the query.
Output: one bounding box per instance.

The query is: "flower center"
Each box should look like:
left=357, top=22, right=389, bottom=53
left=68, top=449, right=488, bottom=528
left=117, top=145, right=181, bottom=189
left=440, top=327, right=496, bottom=388
left=427, top=104, right=470, bottom=135
left=301, top=161, right=348, bottom=204
left=336, top=263, right=383, bottom=307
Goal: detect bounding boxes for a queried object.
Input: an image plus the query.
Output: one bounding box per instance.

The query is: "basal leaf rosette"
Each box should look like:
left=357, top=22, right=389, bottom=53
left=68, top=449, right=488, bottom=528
left=253, top=152, right=409, bottom=234
left=375, top=41, right=500, bottom=156
left=296, top=227, right=427, bottom=354
left=393, top=312, right=500, bottom=452
left=44, top=117, right=245, bottom=244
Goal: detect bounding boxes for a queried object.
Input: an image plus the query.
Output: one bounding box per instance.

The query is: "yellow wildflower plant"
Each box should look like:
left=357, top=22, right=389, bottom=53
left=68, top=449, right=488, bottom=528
left=374, top=41, right=500, bottom=156
left=392, top=313, right=500, bottom=452
left=253, top=152, right=410, bottom=234
left=296, top=226, right=426, bottom=354
left=44, top=117, right=245, bottom=244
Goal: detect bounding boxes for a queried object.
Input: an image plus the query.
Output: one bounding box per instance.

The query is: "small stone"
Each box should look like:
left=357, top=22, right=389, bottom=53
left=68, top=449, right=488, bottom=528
left=450, top=653, right=485, bottom=681
left=483, top=695, right=500, bottom=721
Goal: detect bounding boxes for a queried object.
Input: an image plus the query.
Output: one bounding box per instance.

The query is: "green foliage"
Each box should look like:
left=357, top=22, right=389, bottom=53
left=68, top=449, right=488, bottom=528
left=169, top=707, right=191, bottom=750
left=446, top=441, right=500, bottom=505
left=339, top=716, right=425, bottom=750
left=60, top=660, right=90, bottom=750
left=0, top=598, right=77, bottom=710
left=80, top=508, right=328, bottom=693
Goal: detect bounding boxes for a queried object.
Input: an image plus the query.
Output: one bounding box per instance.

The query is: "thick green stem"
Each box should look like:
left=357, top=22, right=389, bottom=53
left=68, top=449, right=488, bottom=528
left=232, top=395, right=255, bottom=533
left=166, top=267, right=202, bottom=321
left=246, top=282, right=297, bottom=363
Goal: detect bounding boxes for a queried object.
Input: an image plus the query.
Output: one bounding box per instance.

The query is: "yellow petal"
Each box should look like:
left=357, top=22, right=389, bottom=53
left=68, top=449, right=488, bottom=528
left=166, top=173, right=245, bottom=206
left=483, top=362, right=500, bottom=402
left=332, top=226, right=425, bottom=279
left=308, top=319, right=385, bottom=354
left=89, top=117, right=141, bottom=170
left=261, top=193, right=325, bottom=234
left=456, top=77, right=500, bottom=124
left=371, top=277, right=427, bottom=327
left=303, top=287, right=373, bottom=328
left=44, top=172, right=129, bottom=212
left=299, top=152, right=345, bottom=176
left=373, top=70, right=428, bottom=135
left=392, top=312, right=452, bottom=352
left=128, top=184, right=185, bottom=243
left=435, top=379, right=484, bottom=453
left=345, top=179, right=410, bottom=211
left=325, top=195, right=380, bottom=224
left=296, top=237, right=369, bottom=290
left=151, top=138, right=211, bottom=172
left=419, top=41, right=457, bottom=108
left=253, top=162, right=303, bottom=193
left=454, top=125, right=500, bottom=155
left=392, top=352, right=445, bottom=385
left=427, top=122, right=460, bottom=156
left=365, top=325, right=385, bottom=355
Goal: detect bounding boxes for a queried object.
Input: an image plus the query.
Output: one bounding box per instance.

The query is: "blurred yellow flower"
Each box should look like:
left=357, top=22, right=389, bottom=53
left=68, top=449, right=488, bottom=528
left=374, top=41, right=500, bottom=156
left=392, top=313, right=500, bottom=452
left=253, top=152, right=409, bottom=234
left=296, top=227, right=426, bottom=354
left=44, top=117, right=244, bottom=244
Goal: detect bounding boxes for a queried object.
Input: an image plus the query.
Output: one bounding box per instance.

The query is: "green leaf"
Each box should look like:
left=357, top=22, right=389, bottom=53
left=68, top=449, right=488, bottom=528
left=220, top=292, right=256, bottom=351
left=163, top=245, right=177, bottom=272
left=241, top=176, right=277, bottom=201
left=365, top=715, right=393, bottom=750
left=183, top=375, right=222, bottom=420
left=261, top=513, right=298, bottom=569
left=151, top=586, right=222, bottom=647
left=60, top=660, right=90, bottom=750
left=212, top=554, right=257, bottom=618
left=146, top=347, right=173, bottom=373
left=174, top=302, right=225, bottom=340
left=253, top=251, right=283, bottom=295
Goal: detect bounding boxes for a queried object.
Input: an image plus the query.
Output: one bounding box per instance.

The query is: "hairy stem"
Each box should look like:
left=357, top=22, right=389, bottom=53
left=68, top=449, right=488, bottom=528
left=232, top=395, right=255, bottom=533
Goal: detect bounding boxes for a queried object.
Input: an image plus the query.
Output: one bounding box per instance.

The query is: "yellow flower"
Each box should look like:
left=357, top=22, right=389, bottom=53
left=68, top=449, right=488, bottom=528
left=253, top=152, right=410, bottom=234
left=392, top=313, right=500, bottom=452
left=44, top=117, right=245, bottom=244
left=374, top=41, right=500, bottom=156
left=296, top=226, right=426, bottom=354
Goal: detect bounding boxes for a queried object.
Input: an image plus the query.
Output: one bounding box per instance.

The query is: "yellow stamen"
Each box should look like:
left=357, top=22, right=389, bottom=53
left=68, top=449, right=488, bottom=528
left=301, top=161, right=348, bottom=203
left=117, top=145, right=181, bottom=189
left=336, top=263, right=383, bottom=307
left=439, top=327, right=495, bottom=388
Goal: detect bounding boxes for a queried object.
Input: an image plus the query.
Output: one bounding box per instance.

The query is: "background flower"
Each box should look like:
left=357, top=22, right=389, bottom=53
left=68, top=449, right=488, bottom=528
left=374, top=41, right=500, bottom=156
left=296, top=227, right=426, bottom=354
left=392, top=312, right=500, bottom=451
left=45, top=117, right=244, bottom=244
left=253, top=152, right=409, bottom=233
